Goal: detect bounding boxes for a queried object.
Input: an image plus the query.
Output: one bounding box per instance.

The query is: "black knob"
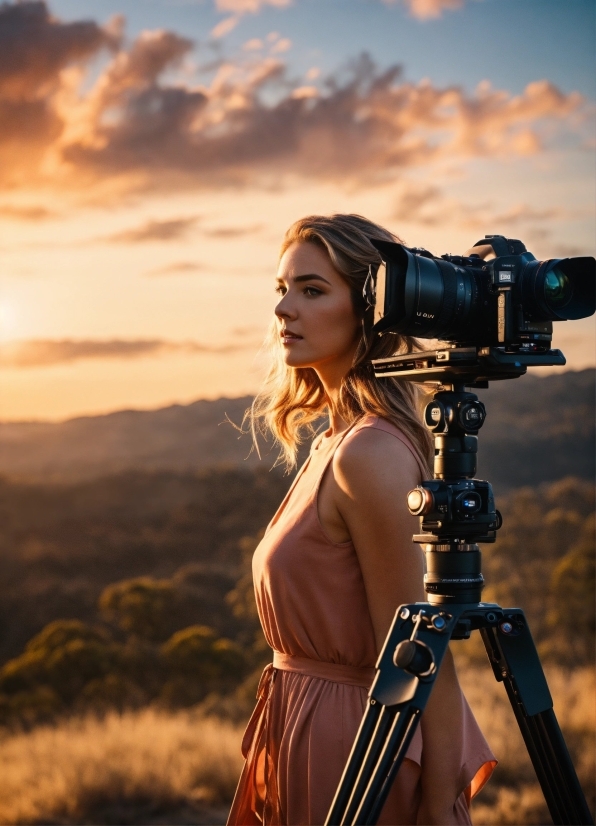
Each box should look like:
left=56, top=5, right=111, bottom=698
left=458, top=401, right=486, bottom=433
left=393, top=640, right=435, bottom=677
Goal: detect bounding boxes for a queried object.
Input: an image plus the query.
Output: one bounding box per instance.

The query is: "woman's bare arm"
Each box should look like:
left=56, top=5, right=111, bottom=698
left=332, top=428, right=466, bottom=824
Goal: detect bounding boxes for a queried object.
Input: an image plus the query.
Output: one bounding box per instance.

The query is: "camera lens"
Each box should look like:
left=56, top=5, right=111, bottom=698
left=523, top=257, right=595, bottom=321
left=370, top=239, right=477, bottom=340
left=544, top=267, right=572, bottom=308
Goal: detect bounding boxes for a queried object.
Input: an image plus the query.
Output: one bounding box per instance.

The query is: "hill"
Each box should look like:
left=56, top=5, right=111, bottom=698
left=475, top=368, right=594, bottom=490
left=0, top=369, right=593, bottom=491
left=0, top=397, right=258, bottom=483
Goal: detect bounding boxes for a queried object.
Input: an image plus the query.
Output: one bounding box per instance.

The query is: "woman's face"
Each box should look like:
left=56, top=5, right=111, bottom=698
left=275, top=241, right=361, bottom=374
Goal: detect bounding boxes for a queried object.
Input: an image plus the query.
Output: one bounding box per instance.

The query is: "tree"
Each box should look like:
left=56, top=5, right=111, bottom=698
left=160, top=625, right=246, bottom=705
left=0, top=620, right=121, bottom=721
left=545, top=516, right=595, bottom=664
left=99, top=577, right=179, bottom=642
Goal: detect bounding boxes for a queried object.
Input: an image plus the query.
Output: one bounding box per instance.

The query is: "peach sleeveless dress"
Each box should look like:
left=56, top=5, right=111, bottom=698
left=227, top=416, right=496, bottom=826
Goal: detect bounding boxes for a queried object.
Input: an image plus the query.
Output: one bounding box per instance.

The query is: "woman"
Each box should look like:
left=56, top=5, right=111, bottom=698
left=227, top=215, right=496, bottom=825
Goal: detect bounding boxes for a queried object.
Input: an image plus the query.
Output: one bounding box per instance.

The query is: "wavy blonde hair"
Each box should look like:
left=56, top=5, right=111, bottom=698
left=249, top=214, right=433, bottom=473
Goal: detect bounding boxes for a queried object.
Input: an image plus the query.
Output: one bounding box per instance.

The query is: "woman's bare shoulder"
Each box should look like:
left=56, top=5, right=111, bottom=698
left=333, top=421, right=420, bottom=496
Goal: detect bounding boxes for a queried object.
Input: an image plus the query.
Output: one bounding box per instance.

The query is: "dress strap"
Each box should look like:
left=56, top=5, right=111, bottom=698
left=264, top=451, right=314, bottom=533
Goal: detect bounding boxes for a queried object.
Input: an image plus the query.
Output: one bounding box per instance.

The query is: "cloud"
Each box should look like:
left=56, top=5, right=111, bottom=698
left=103, top=216, right=200, bottom=243
left=210, top=0, right=291, bottom=40
left=243, top=38, right=264, bottom=50
left=203, top=223, right=263, bottom=238
left=210, top=16, right=239, bottom=38
left=0, top=1, right=119, bottom=187
left=0, top=4, right=588, bottom=195
left=0, top=204, right=55, bottom=220
left=145, top=261, right=205, bottom=276
left=0, top=338, right=244, bottom=367
left=385, top=0, right=467, bottom=19
left=68, top=55, right=585, bottom=191
left=270, top=37, right=291, bottom=53
left=0, top=1, right=119, bottom=99
left=214, top=0, right=463, bottom=17
left=215, top=0, right=292, bottom=12
left=391, top=181, right=576, bottom=238
left=100, top=218, right=260, bottom=245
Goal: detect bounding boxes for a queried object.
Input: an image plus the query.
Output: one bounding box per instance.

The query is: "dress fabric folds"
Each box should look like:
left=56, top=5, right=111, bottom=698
left=227, top=416, right=496, bottom=826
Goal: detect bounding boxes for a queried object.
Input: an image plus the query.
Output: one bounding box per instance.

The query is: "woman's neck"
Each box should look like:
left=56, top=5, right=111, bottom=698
left=315, top=347, right=359, bottom=436
left=321, top=384, right=352, bottom=437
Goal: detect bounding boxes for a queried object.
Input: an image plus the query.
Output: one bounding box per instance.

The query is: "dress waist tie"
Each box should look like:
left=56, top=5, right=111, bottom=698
left=272, top=652, right=375, bottom=687
left=228, top=651, right=375, bottom=826
left=227, top=654, right=375, bottom=825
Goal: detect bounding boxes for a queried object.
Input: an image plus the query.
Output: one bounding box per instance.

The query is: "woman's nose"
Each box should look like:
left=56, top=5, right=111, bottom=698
left=275, top=292, right=297, bottom=320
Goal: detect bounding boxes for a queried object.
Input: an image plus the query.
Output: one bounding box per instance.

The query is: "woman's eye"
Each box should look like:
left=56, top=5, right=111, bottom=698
left=304, top=286, right=322, bottom=296
left=275, top=285, right=286, bottom=295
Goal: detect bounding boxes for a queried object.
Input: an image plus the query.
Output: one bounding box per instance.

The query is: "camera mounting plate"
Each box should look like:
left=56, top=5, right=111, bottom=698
left=371, top=345, right=566, bottom=387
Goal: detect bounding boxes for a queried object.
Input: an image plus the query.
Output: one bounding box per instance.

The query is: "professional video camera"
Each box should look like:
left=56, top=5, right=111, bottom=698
left=368, top=233, right=595, bottom=351
left=327, top=237, right=596, bottom=825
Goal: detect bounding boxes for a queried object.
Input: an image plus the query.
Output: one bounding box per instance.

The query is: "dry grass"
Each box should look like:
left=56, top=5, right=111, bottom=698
left=0, top=666, right=593, bottom=825
left=0, top=708, right=244, bottom=825
left=458, top=663, right=596, bottom=825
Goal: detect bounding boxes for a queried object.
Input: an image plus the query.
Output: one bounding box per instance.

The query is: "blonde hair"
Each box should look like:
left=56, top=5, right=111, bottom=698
left=249, top=214, right=433, bottom=473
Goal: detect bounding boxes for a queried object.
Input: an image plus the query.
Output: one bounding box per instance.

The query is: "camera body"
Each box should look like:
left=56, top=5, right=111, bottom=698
left=369, top=234, right=595, bottom=350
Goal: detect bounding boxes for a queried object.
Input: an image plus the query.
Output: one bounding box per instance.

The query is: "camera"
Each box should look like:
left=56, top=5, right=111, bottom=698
left=368, top=234, right=595, bottom=350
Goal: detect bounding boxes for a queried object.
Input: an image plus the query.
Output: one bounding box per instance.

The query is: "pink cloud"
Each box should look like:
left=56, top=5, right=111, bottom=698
left=391, top=181, right=578, bottom=240
left=216, top=0, right=292, bottom=12
left=393, top=0, right=467, bottom=20
left=210, top=16, right=239, bottom=38
left=0, top=1, right=118, bottom=187
left=0, top=338, right=243, bottom=368
left=101, top=216, right=200, bottom=243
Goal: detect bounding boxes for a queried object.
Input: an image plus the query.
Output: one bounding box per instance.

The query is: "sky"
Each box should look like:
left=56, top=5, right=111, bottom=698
left=0, top=0, right=594, bottom=421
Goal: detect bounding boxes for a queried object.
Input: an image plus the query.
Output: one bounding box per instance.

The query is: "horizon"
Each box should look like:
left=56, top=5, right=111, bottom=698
left=0, top=364, right=593, bottom=425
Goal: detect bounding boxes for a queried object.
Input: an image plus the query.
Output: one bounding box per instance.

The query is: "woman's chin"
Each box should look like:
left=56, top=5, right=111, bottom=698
left=282, top=350, right=313, bottom=369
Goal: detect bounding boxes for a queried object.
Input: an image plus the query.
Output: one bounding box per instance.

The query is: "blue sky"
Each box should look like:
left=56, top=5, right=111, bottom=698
left=49, top=0, right=596, bottom=97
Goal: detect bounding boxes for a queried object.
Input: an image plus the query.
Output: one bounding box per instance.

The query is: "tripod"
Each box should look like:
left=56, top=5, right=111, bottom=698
left=325, top=353, right=594, bottom=826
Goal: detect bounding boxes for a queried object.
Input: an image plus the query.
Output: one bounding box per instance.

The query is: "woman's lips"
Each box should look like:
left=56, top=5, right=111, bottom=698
left=281, top=331, right=303, bottom=345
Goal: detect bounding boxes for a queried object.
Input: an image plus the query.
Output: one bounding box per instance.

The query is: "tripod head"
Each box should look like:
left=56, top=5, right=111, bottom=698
left=407, top=385, right=500, bottom=545
left=405, top=382, right=500, bottom=605
left=370, top=344, right=564, bottom=604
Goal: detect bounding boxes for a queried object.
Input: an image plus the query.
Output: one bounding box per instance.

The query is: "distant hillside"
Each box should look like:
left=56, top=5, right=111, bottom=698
left=475, top=368, right=594, bottom=491
left=0, top=370, right=593, bottom=491
left=0, top=397, right=257, bottom=483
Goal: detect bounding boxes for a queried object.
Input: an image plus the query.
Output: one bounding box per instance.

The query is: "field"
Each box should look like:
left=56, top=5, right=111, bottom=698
left=0, top=664, right=593, bottom=825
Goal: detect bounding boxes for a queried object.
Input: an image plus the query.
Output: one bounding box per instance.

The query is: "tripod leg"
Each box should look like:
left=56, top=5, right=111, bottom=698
left=326, top=603, right=457, bottom=826
left=354, top=707, right=421, bottom=825
left=481, top=613, right=593, bottom=825
left=339, top=705, right=399, bottom=825
left=325, top=698, right=383, bottom=825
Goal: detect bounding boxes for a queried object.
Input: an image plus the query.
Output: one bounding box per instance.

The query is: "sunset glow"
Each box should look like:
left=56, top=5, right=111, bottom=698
left=0, top=0, right=594, bottom=421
